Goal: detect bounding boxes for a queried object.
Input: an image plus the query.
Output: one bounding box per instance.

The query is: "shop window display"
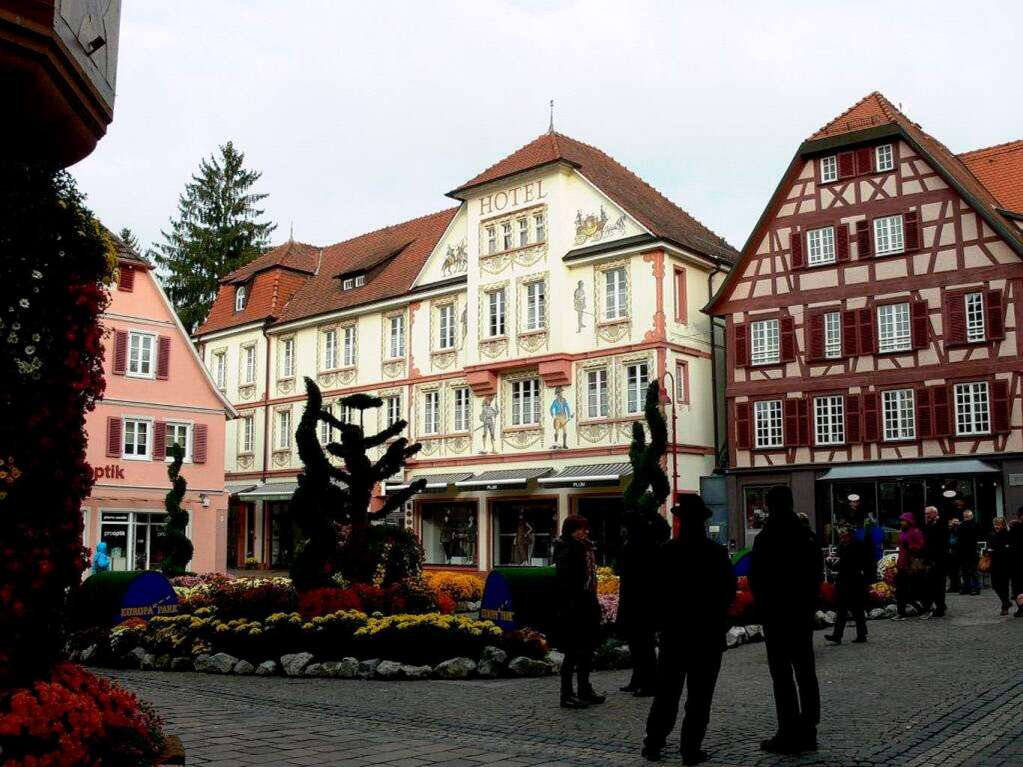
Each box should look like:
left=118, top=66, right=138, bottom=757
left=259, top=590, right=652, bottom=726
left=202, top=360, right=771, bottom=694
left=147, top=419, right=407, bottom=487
left=493, top=501, right=556, bottom=566
left=421, top=503, right=477, bottom=566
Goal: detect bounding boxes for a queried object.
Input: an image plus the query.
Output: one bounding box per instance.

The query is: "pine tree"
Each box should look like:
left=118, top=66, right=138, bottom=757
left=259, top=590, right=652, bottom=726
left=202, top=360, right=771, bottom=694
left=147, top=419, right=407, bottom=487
left=152, top=141, right=275, bottom=332
left=118, top=227, right=142, bottom=254
left=623, top=380, right=671, bottom=518
left=157, top=443, right=194, bottom=576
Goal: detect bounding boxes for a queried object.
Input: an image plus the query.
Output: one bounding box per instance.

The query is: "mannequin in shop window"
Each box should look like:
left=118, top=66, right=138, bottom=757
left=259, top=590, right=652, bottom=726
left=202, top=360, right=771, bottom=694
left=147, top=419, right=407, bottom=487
left=514, top=513, right=535, bottom=565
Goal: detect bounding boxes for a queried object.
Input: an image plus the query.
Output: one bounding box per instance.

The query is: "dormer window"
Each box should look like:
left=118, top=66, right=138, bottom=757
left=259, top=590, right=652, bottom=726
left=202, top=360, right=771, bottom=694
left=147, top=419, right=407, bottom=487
left=234, top=284, right=248, bottom=312
left=342, top=274, right=366, bottom=290
left=875, top=143, right=894, bottom=172
left=820, top=156, right=838, bottom=183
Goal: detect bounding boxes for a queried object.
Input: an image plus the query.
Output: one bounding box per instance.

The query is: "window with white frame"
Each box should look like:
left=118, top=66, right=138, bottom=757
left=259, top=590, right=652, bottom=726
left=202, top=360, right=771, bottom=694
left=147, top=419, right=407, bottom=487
left=502, top=221, right=513, bottom=251
left=824, top=312, right=842, bottom=358
left=242, top=345, right=256, bottom=385
left=488, top=289, right=506, bottom=336
left=127, top=332, right=155, bottom=377
left=587, top=369, right=609, bottom=418
left=877, top=302, right=911, bottom=353
left=605, top=267, right=628, bottom=320
left=323, top=329, right=338, bottom=370
left=965, top=292, right=985, bottom=343
left=882, top=389, right=915, bottom=440
left=534, top=212, right=546, bottom=243
left=235, top=285, right=247, bottom=312
left=240, top=415, right=254, bottom=453
left=875, top=144, right=894, bottom=172
left=438, top=304, right=455, bottom=349
left=820, top=156, right=838, bottom=183
left=165, top=422, right=191, bottom=461
left=814, top=396, right=844, bottom=446
left=453, top=388, right=470, bottom=432
left=280, top=338, right=295, bottom=378
left=423, top=390, right=440, bottom=434
left=511, top=379, right=541, bottom=425
left=276, top=409, right=292, bottom=450
left=384, top=395, right=401, bottom=426
left=343, top=325, right=356, bottom=366
left=319, top=403, right=333, bottom=445
left=388, top=315, right=405, bottom=358
left=339, top=404, right=355, bottom=424
left=486, top=225, right=497, bottom=255
left=122, top=418, right=151, bottom=459
left=807, top=226, right=836, bottom=266
left=213, top=351, right=227, bottom=389
left=955, top=382, right=990, bottom=435
left=751, top=318, right=780, bottom=365
left=626, top=362, right=649, bottom=415
left=341, top=274, right=366, bottom=290
left=524, top=281, right=546, bottom=331
left=518, top=217, right=529, bottom=247
left=873, top=214, right=904, bottom=255
left=754, top=400, right=784, bottom=448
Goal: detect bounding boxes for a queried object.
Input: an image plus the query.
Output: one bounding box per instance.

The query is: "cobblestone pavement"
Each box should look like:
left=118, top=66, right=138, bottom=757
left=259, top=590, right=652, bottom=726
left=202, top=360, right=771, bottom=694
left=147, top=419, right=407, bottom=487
left=101, top=594, right=1023, bottom=767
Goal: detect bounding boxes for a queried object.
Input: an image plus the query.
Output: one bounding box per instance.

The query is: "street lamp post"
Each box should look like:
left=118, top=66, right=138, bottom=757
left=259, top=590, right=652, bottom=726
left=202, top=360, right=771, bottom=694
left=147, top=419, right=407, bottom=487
left=661, top=371, right=679, bottom=507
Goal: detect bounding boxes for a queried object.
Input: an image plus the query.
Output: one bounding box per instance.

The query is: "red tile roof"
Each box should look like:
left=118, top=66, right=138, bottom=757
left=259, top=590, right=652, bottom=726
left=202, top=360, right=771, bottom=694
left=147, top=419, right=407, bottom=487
left=959, top=140, right=1023, bottom=214
left=196, top=268, right=312, bottom=336
left=223, top=240, right=321, bottom=284
left=809, top=91, right=900, bottom=139
left=452, top=131, right=737, bottom=262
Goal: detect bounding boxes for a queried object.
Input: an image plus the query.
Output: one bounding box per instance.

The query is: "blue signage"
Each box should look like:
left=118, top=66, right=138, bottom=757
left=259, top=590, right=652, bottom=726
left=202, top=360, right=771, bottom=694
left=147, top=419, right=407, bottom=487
left=479, top=571, right=516, bottom=630
left=117, top=571, right=179, bottom=623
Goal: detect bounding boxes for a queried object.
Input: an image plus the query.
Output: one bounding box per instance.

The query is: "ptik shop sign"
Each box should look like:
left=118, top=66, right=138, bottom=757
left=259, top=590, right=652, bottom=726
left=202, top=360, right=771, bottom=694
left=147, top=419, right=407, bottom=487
left=93, top=464, right=126, bottom=480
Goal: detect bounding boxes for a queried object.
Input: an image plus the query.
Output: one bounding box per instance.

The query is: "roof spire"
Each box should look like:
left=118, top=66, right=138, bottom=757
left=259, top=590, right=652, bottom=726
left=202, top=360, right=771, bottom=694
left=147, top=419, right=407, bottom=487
left=289, top=220, right=294, bottom=242
left=548, top=99, right=554, bottom=134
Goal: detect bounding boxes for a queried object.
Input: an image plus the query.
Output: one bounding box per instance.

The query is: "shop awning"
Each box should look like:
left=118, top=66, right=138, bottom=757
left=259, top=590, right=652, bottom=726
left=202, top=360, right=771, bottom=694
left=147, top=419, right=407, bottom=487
left=817, top=459, right=999, bottom=482
left=383, top=472, right=476, bottom=494
left=536, top=462, right=634, bottom=488
left=455, top=467, right=553, bottom=490
left=236, top=482, right=298, bottom=499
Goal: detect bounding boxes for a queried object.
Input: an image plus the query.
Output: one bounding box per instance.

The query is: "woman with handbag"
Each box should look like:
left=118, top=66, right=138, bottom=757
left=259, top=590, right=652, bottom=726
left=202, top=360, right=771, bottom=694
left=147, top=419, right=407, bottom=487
left=987, top=517, right=1014, bottom=616
left=895, top=512, right=926, bottom=619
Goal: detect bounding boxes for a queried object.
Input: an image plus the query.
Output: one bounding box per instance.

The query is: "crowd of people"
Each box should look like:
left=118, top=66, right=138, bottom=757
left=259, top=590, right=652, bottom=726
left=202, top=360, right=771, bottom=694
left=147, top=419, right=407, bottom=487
left=550, top=492, right=1023, bottom=765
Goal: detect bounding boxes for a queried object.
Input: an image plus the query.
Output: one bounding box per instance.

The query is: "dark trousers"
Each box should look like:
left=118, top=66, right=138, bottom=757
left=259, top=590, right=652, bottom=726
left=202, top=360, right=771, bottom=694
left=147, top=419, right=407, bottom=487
left=645, top=641, right=722, bottom=757
left=763, top=625, right=820, bottom=741
left=895, top=570, right=921, bottom=614
left=625, top=630, right=658, bottom=690
left=922, top=565, right=946, bottom=612
left=560, top=644, right=594, bottom=697
left=832, top=599, right=866, bottom=640
left=960, top=559, right=980, bottom=592
left=947, top=559, right=961, bottom=592
left=992, top=568, right=1012, bottom=610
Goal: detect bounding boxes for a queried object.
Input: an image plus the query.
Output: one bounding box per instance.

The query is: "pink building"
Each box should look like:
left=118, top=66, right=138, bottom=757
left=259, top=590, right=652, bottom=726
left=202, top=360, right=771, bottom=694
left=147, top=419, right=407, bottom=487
left=82, top=236, right=236, bottom=574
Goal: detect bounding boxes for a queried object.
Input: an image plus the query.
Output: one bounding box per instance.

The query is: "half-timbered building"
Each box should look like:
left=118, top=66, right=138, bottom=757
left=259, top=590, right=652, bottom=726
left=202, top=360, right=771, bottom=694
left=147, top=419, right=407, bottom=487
left=707, top=93, right=1023, bottom=547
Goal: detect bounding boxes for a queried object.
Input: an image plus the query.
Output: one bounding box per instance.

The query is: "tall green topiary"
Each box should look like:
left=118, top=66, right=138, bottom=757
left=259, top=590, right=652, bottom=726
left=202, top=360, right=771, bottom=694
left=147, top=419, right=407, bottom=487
left=290, top=378, right=426, bottom=591
left=158, top=443, right=194, bottom=576
left=623, top=380, right=671, bottom=517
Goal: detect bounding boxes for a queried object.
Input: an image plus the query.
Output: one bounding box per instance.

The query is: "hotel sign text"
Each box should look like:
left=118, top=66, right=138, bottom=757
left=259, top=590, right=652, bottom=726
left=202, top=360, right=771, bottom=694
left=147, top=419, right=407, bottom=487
left=479, top=180, right=547, bottom=216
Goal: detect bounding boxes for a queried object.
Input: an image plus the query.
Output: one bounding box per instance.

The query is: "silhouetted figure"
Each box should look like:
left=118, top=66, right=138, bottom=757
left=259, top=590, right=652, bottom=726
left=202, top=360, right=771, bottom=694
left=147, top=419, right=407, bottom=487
left=749, top=486, right=822, bottom=755
left=895, top=512, right=926, bottom=618
left=921, top=506, right=948, bottom=617
left=946, top=518, right=962, bottom=593
left=824, top=526, right=869, bottom=644
left=642, top=495, right=734, bottom=766
left=1011, top=508, right=1023, bottom=617
left=553, top=514, right=605, bottom=709
left=957, top=508, right=981, bottom=595
left=618, top=510, right=670, bottom=696
left=988, top=517, right=1014, bottom=615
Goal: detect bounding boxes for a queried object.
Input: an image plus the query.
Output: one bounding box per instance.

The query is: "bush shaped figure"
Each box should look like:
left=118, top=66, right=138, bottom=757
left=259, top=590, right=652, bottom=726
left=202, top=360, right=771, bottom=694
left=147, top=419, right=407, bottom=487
left=158, top=443, right=193, bottom=576
left=290, top=378, right=427, bottom=590
left=623, top=379, right=671, bottom=518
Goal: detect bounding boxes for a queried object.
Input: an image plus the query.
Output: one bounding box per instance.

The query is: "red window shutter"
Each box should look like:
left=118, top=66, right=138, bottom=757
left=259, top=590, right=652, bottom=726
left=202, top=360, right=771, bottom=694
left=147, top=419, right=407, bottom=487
left=156, top=336, right=171, bottom=380
left=855, top=147, right=873, bottom=175
left=807, top=313, right=825, bottom=361
left=846, top=394, right=861, bottom=443
left=855, top=220, right=872, bottom=258
left=674, top=267, right=687, bottom=323
left=836, top=224, right=850, bottom=262
left=932, top=386, right=951, bottom=436
left=838, top=151, right=855, bottom=179
left=791, top=230, right=804, bottom=269
left=916, top=387, right=933, bottom=439
left=842, top=310, right=859, bottom=357
left=153, top=421, right=167, bottom=461
left=734, top=323, right=749, bottom=367
left=784, top=399, right=799, bottom=446
left=797, top=398, right=810, bottom=445
left=857, top=308, right=876, bottom=355
left=992, top=379, right=1010, bottom=432
left=911, top=301, right=929, bottom=349
left=736, top=403, right=752, bottom=449
left=107, top=417, right=122, bottom=457
left=193, top=424, right=208, bottom=463
left=117, top=266, right=134, bottom=292
left=863, top=392, right=880, bottom=442
left=904, top=210, right=921, bottom=252
left=780, top=316, right=796, bottom=362
left=986, top=290, right=1005, bottom=340
left=113, top=330, right=128, bottom=375
left=946, top=294, right=967, bottom=346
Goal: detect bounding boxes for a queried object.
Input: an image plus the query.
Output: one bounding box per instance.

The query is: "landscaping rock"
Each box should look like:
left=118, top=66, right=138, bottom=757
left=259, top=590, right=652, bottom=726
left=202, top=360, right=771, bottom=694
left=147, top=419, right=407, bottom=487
left=434, top=657, right=477, bottom=679
left=128, top=647, right=148, bottom=668
left=375, top=660, right=403, bottom=679
left=725, top=627, right=747, bottom=648
left=745, top=624, right=764, bottom=641
left=80, top=644, right=97, bottom=664
left=868, top=608, right=887, bottom=620
left=477, top=660, right=500, bottom=678
left=255, top=660, right=278, bottom=676
left=481, top=645, right=508, bottom=665
left=545, top=650, right=565, bottom=673
left=507, top=656, right=552, bottom=677
left=903, top=604, right=918, bottom=617
left=823, top=611, right=837, bottom=626
left=170, top=657, right=193, bottom=672
left=281, top=652, right=314, bottom=677
left=401, top=664, right=433, bottom=680
left=233, top=660, right=255, bottom=675
left=884, top=604, right=899, bottom=618
left=304, top=663, right=331, bottom=677
left=333, top=658, right=360, bottom=679
left=357, top=658, right=381, bottom=679
left=154, top=654, right=171, bottom=670
left=204, top=653, right=238, bottom=674
left=140, top=653, right=158, bottom=671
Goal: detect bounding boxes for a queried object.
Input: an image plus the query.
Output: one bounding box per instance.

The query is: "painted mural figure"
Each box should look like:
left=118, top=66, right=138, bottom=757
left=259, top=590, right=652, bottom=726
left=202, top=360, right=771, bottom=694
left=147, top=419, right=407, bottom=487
left=574, top=280, right=587, bottom=332
left=550, top=386, right=573, bottom=449
left=479, top=396, right=499, bottom=454
left=460, top=304, right=468, bottom=340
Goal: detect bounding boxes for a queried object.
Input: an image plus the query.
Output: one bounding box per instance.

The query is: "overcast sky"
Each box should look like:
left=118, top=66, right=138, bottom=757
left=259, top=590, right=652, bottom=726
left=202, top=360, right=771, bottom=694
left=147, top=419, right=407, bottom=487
left=73, top=1, right=1023, bottom=256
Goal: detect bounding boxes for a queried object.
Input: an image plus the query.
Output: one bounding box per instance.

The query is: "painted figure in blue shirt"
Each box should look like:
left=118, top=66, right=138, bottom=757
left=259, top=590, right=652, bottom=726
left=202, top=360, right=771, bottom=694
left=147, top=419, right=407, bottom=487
left=92, top=541, right=111, bottom=574
left=551, top=386, right=573, bottom=450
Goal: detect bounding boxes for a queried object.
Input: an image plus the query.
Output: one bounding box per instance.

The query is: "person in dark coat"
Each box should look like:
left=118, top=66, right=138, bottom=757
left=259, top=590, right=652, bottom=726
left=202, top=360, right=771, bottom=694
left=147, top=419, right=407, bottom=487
left=921, top=506, right=949, bottom=618
left=553, top=514, right=604, bottom=709
left=987, top=517, right=1014, bottom=615
left=749, top=486, right=822, bottom=755
left=618, top=510, right=671, bottom=696
left=824, top=526, right=869, bottom=644
left=642, top=494, right=735, bottom=766
left=946, top=517, right=962, bottom=593
left=1011, top=508, right=1023, bottom=617
left=957, top=507, right=981, bottom=595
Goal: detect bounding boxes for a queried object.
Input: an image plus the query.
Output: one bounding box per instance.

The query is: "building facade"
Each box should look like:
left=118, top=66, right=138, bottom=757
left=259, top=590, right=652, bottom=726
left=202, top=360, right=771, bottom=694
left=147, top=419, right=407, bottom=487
left=707, top=93, right=1023, bottom=549
left=83, top=237, right=236, bottom=573
left=194, top=131, right=736, bottom=572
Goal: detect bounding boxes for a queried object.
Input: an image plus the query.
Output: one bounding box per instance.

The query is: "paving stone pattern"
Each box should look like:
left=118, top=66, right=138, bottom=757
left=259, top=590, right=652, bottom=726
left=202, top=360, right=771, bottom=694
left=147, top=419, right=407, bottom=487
left=102, top=594, right=1023, bottom=766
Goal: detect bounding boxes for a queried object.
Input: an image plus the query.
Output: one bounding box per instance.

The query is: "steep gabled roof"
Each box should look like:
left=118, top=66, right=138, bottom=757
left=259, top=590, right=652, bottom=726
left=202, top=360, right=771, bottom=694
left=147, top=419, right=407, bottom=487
left=451, top=131, right=738, bottom=263
left=196, top=267, right=312, bottom=336
left=222, top=240, right=321, bottom=284
left=809, top=91, right=900, bottom=139
left=960, top=139, right=1023, bottom=215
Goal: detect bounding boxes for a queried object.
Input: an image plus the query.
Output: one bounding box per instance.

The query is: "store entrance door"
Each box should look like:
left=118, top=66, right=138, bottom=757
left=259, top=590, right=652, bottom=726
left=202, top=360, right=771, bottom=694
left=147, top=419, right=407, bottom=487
left=576, top=496, right=625, bottom=568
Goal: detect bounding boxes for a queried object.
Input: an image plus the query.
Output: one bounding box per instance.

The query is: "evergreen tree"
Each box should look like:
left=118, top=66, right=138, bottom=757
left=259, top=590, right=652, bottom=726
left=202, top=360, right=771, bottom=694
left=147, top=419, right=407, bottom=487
left=157, top=443, right=194, bottom=576
left=152, top=141, right=275, bottom=331
left=118, top=227, right=142, bottom=254
left=623, top=380, right=671, bottom=518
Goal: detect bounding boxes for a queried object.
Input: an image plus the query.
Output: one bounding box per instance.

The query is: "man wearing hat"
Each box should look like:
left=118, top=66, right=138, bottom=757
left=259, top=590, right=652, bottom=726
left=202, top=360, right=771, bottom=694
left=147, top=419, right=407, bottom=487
left=642, top=494, right=735, bottom=766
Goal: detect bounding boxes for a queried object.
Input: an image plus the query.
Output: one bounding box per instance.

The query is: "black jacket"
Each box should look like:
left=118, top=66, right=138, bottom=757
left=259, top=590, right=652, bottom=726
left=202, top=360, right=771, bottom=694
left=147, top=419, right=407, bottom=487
left=750, top=511, right=822, bottom=629
left=988, top=528, right=1014, bottom=572
left=553, top=535, right=600, bottom=641
left=831, top=538, right=871, bottom=601
left=923, top=519, right=950, bottom=566
left=957, top=519, right=980, bottom=564
left=617, top=512, right=670, bottom=634
left=656, top=534, right=735, bottom=650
